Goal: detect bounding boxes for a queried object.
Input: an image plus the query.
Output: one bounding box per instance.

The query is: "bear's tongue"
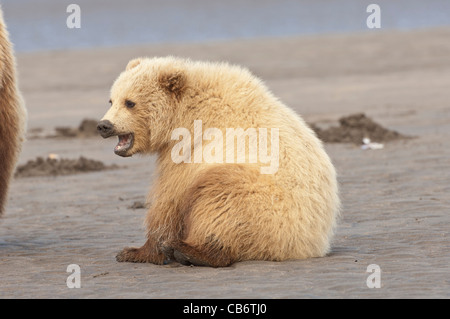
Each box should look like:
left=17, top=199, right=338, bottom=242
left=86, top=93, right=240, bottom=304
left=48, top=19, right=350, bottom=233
left=115, top=134, right=132, bottom=152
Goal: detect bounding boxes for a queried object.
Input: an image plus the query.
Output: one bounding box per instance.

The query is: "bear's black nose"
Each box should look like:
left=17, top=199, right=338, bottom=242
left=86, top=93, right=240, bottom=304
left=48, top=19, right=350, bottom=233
left=97, top=120, right=114, bottom=138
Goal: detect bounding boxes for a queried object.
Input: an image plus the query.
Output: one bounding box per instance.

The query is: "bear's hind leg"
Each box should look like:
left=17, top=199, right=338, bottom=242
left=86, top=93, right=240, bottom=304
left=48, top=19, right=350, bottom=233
left=171, top=240, right=234, bottom=267
left=170, top=165, right=272, bottom=267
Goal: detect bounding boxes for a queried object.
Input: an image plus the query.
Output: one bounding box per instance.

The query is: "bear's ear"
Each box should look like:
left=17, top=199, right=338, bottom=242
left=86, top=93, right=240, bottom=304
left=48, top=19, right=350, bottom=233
left=158, top=70, right=186, bottom=99
left=126, top=58, right=142, bottom=71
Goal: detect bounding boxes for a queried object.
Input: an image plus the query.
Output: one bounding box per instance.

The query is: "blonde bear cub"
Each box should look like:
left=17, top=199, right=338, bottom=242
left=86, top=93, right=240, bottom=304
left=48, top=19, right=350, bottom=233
left=98, top=56, right=340, bottom=267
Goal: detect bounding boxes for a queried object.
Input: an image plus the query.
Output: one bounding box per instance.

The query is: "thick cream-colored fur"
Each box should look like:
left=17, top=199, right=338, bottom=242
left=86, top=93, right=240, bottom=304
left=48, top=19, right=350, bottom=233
left=0, top=7, right=27, bottom=217
left=101, top=56, right=340, bottom=266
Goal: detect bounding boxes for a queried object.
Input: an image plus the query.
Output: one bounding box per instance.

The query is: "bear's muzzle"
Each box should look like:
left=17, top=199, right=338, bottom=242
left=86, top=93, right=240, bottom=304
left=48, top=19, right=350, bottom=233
left=97, top=120, right=115, bottom=138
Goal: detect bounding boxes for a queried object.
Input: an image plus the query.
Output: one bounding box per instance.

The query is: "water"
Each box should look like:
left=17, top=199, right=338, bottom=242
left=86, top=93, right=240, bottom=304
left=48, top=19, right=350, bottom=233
left=2, top=0, right=450, bottom=52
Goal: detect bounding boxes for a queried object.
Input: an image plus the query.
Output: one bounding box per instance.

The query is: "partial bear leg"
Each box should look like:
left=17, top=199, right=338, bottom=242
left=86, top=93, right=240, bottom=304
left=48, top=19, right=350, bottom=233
left=116, top=236, right=166, bottom=264
left=0, top=150, right=16, bottom=217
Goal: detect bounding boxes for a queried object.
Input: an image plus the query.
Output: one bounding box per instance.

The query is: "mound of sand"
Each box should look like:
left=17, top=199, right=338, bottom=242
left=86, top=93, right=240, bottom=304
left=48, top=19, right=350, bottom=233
left=28, top=119, right=100, bottom=139
left=127, top=201, right=147, bottom=210
left=53, top=118, right=99, bottom=138
left=310, top=113, right=409, bottom=144
left=15, top=156, right=120, bottom=178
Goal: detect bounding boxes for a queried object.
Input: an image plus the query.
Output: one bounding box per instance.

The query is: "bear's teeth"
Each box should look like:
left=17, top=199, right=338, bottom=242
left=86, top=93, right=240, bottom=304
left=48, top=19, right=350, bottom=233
left=118, top=134, right=130, bottom=146
left=115, top=133, right=133, bottom=153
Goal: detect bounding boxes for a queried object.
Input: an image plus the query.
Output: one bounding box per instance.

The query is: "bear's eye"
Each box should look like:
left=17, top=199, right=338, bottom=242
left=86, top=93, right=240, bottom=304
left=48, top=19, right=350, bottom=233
left=125, top=100, right=136, bottom=109
left=109, top=99, right=112, bottom=105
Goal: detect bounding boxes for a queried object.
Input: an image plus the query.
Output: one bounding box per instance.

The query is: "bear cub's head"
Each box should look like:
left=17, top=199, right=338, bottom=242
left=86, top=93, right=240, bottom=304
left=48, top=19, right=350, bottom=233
left=97, top=57, right=186, bottom=157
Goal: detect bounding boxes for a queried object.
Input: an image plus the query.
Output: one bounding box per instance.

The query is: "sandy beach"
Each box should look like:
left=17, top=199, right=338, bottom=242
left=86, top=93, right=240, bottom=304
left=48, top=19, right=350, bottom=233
left=0, top=27, right=449, bottom=298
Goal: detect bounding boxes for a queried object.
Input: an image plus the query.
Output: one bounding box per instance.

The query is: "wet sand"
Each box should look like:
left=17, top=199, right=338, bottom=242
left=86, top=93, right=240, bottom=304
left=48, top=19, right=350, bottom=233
left=1, top=28, right=449, bottom=298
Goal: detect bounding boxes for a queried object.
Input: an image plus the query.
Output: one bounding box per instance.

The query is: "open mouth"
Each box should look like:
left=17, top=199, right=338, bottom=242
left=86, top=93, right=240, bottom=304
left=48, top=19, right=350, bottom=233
left=114, top=133, right=134, bottom=156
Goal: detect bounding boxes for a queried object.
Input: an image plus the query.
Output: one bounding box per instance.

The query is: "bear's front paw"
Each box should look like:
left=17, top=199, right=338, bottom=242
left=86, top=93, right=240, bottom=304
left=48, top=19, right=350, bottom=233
left=116, top=244, right=167, bottom=264
left=116, top=247, right=144, bottom=263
